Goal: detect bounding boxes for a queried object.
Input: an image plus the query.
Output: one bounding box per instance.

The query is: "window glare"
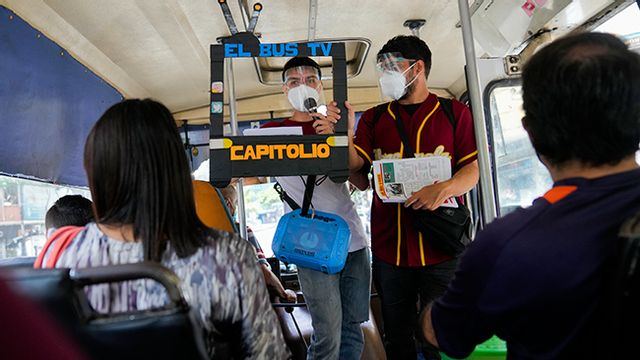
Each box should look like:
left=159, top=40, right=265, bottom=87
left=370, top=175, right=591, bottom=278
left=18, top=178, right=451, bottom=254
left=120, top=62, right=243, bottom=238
left=595, top=5, right=640, bottom=38
left=0, top=176, right=91, bottom=260
left=488, top=85, right=553, bottom=216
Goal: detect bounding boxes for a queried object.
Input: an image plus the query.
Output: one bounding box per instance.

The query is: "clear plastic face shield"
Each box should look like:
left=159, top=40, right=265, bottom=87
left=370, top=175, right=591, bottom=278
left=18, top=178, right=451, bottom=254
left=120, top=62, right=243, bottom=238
left=283, top=66, right=327, bottom=115
left=376, top=52, right=422, bottom=100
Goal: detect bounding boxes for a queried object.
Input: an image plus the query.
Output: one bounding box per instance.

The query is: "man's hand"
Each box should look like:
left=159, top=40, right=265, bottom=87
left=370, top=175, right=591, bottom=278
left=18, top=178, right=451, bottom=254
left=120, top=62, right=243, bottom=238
left=260, top=264, right=296, bottom=302
left=312, top=101, right=340, bottom=134
left=405, top=181, right=453, bottom=210
left=405, top=161, right=480, bottom=210
left=420, top=304, right=440, bottom=348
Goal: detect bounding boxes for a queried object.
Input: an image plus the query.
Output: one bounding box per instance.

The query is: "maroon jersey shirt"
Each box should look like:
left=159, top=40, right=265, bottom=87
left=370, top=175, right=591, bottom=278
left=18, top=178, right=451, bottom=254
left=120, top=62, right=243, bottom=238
left=354, top=93, right=478, bottom=267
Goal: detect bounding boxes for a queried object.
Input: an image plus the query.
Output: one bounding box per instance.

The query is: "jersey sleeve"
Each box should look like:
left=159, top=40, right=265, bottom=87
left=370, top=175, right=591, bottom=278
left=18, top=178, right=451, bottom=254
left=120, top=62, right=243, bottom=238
left=452, top=101, right=478, bottom=171
left=353, top=107, right=377, bottom=167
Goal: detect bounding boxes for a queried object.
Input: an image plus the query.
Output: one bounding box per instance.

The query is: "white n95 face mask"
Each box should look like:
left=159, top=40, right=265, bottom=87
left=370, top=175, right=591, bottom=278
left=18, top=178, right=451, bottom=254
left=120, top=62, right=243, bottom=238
left=377, top=58, right=421, bottom=101
left=379, top=71, right=408, bottom=100
left=287, top=85, right=321, bottom=112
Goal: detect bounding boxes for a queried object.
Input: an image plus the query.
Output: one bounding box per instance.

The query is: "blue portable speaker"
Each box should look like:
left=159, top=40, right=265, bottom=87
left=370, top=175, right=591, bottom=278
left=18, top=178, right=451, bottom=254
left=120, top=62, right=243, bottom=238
left=272, top=209, right=351, bottom=274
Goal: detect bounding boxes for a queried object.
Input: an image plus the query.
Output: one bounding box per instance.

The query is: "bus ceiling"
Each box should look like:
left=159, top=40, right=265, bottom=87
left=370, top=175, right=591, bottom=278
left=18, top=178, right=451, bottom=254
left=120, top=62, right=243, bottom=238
left=1, top=0, right=635, bottom=125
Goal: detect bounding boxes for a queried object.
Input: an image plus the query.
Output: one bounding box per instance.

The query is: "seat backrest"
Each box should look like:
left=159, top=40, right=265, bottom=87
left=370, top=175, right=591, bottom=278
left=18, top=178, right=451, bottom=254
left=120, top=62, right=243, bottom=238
left=4, top=262, right=211, bottom=360
left=193, top=180, right=236, bottom=232
left=0, top=256, right=36, bottom=267
left=4, top=267, right=87, bottom=327
left=81, top=309, right=208, bottom=360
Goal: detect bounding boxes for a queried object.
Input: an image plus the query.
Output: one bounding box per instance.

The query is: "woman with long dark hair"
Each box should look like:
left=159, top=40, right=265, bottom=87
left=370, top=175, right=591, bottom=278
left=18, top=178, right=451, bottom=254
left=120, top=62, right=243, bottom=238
left=43, top=99, right=290, bottom=359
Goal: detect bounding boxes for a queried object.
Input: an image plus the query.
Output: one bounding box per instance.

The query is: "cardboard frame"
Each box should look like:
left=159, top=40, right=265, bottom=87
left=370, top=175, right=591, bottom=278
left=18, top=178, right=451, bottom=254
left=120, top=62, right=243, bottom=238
left=209, top=32, right=349, bottom=187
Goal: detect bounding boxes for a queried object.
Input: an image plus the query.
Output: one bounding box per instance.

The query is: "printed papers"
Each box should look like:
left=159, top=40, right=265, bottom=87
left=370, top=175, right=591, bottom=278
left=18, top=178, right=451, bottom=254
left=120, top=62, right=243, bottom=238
left=242, top=127, right=303, bottom=136
left=372, top=156, right=458, bottom=207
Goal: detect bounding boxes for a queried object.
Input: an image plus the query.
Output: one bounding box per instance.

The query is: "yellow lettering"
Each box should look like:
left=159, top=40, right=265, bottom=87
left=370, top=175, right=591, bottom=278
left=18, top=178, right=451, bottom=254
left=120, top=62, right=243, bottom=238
left=244, top=145, right=256, bottom=160
left=256, top=145, right=270, bottom=159
left=317, top=144, right=330, bottom=158
left=273, top=145, right=286, bottom=159
left=286, top=144, right=299, bottom=158
left=300, top=144, right=314, bottom=159
left=230, top=146, right=244, bottom=160
left=230, top=142, right=333, bottom=161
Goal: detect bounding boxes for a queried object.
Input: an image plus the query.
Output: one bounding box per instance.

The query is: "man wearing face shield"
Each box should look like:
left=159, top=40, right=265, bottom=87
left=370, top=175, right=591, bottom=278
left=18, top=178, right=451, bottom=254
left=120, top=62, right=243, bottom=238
left=345, top=36, right=480, bottom=359
left=262, top=57, right=371, bottom=360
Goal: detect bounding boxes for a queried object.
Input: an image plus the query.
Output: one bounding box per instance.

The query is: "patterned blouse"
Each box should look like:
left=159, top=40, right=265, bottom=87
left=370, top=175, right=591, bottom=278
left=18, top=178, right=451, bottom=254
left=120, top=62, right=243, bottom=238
left=54, top=222, right=290, bottom=359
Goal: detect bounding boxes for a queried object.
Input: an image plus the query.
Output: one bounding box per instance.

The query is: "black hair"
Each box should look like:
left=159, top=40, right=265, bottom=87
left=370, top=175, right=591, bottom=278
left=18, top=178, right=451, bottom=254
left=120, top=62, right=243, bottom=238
left=45, top=195, right=94, bottom=230
left=378, top=35, right=432, bottom=79
left=522, top=32, right=640, bottom=167
left=282, top=57, right=322, bottom=81
left=84, top=99, right=208, bottom=262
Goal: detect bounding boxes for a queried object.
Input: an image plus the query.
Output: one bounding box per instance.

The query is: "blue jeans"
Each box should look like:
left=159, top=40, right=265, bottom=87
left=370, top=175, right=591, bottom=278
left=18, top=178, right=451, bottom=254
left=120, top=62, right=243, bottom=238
left=372, top=256, right=458, bottom=360
left=297, top=247, right=371, bottom=360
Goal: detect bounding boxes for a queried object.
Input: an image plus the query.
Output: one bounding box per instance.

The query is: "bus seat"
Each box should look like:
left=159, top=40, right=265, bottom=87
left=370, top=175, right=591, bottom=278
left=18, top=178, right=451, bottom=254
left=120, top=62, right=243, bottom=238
left=4, top=262, right=211, bottom=360
left=3, top=267, right=87, bottom=335
left=272, top=301, right=386, bottom=360
left=193, top=180, right=236, bottom=233
left=0, top=256, right=36, bottom=267
left=272, top=304, right=313, bottom=360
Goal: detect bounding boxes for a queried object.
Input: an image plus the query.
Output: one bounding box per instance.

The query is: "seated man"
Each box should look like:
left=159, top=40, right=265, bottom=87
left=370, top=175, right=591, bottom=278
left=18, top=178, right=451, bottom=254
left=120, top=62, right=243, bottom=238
left=421, top=32, right=640, bottom=359
left=35, top=195, right=94, bottom=268
left=44, top=195, right=94, bottom=236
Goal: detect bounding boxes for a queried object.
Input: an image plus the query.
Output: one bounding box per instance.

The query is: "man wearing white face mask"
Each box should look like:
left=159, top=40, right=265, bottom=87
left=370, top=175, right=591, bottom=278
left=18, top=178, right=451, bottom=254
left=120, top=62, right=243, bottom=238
left=346, top=36, right=479, bottom=360
left=262, top=57, right=372, bottom=360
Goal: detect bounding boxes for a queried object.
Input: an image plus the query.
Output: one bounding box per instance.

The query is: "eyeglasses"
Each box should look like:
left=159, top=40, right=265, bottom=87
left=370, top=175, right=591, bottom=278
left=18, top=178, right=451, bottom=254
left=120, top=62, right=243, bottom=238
left=284, top=75, right=320, bottom=88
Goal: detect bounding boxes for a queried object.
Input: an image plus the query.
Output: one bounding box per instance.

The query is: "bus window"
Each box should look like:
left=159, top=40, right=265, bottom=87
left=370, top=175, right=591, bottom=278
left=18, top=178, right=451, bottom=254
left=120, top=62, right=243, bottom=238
left=242, top=182, right=284, bottom=258
left=595, top=4, right=640, bottom=40
left=0, top=176, right=91, bottom=260
left=596, top=3, right=640, bottom=165
left=488, top=84, right=552, bottom=216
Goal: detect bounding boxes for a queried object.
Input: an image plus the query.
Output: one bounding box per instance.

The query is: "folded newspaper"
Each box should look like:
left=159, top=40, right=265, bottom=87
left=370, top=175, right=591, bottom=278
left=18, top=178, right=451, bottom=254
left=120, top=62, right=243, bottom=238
left=372, top=156, right=458, bottom=208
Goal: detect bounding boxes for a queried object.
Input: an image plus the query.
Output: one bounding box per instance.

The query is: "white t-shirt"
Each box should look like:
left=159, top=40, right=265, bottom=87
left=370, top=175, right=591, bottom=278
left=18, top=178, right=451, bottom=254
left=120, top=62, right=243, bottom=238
left=193, top=159, right=210, bottom=181
left=276, top=175, right=369, bottom=253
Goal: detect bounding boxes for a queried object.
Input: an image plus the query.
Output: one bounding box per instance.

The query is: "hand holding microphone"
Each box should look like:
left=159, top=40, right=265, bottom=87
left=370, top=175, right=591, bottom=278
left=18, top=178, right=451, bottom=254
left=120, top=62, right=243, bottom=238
left=305, top=98, right=341, bottom=135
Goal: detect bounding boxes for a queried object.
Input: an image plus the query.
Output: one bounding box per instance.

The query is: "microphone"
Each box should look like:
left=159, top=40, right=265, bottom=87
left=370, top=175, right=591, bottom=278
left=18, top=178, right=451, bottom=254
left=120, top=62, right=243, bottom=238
left=304, top=98, right=329, bottom=133
left=303, top=98, right=318, bottom=113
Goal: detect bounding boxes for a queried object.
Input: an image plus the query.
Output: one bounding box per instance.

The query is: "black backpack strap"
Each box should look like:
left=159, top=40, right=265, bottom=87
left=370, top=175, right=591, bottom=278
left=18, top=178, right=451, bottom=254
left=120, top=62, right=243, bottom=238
left=384, top=98, right=455, bottom=158
left=300, top=175, right=317, bottom=217
left=274, top=182, right=300, bottom=210
left=274, top=176, right=317, bottom=217
left=370, top=102, right=389, bottom=126
left=438, top=97, right=456, bottom=131
left=390, top=101, right=416, bottom=158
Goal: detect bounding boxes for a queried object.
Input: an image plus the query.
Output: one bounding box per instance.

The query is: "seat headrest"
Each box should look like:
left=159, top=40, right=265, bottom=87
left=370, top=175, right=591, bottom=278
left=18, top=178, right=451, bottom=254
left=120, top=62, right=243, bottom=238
left=192, top=180, right=235, bottom=233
